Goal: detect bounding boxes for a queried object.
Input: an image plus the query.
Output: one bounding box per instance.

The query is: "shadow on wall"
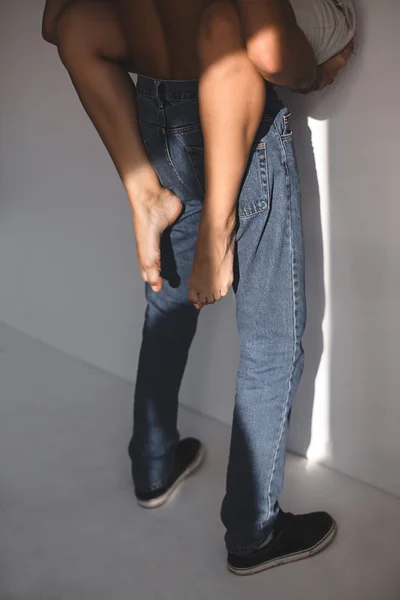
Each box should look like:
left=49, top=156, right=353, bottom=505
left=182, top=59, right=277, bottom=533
left=279, top=0, right=364, bottom=460
left=327, top=1, right=400, bottom=495
left=283, top=0, right=400, bottom=499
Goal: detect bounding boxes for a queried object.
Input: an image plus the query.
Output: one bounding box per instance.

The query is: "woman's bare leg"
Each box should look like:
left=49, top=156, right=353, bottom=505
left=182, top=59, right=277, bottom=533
left=188, top=1, right=266, bottom=308
left=54, top=1, right=182, bottom=291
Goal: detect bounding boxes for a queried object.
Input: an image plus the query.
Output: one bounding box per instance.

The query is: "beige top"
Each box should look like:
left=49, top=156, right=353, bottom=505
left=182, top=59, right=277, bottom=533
left=291, top=0, right=356, bottom=64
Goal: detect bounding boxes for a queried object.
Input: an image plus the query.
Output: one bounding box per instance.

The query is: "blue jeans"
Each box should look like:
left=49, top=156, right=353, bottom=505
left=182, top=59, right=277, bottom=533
left=129, top=77, right=306, bottom=555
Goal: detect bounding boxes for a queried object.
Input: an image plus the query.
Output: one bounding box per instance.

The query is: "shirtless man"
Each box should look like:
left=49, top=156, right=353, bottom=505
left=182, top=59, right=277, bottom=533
left=42, top=0, right=354, bottom=575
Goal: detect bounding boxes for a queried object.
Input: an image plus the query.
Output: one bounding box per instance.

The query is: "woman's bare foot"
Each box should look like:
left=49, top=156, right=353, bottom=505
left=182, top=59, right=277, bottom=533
left=188, top=216, right=236, bottom=309
left=131, top=186, right=182, bottom=292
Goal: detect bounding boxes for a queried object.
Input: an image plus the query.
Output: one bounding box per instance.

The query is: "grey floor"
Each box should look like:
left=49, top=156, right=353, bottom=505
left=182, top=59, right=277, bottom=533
left=1, top=322, right=400, bottom=600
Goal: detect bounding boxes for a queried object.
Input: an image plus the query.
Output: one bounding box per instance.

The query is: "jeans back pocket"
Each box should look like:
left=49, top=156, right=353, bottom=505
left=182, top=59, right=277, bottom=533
left=186, top=142, right=271, bottom=218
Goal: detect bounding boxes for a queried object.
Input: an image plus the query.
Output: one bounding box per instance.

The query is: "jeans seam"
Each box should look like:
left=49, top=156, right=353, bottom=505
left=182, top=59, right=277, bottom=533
left=265, top=132, right=298, bottom=519
left=238, top=204, right=269, bottom=218
left=228, top=541, right=263, bottom=555
left=164, top=131, right=192, bottom=195
left=227, top=518, right=275, bottom=554
left=170, top=124, right=202, bottom=135
left=185, top=146, right=205, bottom=196
left=184, top=143, right=270, bottom=218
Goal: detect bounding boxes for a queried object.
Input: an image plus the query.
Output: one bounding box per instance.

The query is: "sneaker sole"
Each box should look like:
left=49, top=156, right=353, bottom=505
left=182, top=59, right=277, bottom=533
left=227, top=519, right=337, bottom=576
left=137, top=443, right=206, bottom=509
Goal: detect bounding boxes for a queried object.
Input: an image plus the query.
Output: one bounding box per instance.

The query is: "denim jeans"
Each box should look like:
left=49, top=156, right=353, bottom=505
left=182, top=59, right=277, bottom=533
left=129, top=76, right=306, bottom=554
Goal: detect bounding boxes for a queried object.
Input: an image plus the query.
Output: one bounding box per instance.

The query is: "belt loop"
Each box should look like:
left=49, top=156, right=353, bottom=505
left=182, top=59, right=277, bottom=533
left=154, top=80, right=164, bottom=109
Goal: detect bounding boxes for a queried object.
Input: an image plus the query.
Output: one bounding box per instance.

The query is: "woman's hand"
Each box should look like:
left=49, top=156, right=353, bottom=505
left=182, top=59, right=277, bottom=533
left=318, top=38, right=355, bottom=90
left=294, top=37, right=355, bottom=93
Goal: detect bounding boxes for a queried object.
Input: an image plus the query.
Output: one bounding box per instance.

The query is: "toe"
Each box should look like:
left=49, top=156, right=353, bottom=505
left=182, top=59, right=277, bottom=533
left=145, top=264, right=162, bottom=292
left=198, top=292, right=208, bottom=306
left=188, top=287, right=203, bottom=310
left=188, top=287, right=199, bottom=303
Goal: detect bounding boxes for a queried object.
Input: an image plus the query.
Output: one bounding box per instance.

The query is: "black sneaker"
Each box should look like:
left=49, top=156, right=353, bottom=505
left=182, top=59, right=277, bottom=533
left=227, top=510, right=337, bottom=576
left=135, top=438, right=205, bottom=509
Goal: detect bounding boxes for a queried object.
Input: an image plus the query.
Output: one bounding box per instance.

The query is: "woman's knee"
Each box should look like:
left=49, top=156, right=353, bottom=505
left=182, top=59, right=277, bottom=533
left=56, top=2, right=95, bottom=65
left=57, top=1, right=119, bottom=67
left=198, top=1, right=283, bottom=79
left=56, top=1, right=127, bottom=69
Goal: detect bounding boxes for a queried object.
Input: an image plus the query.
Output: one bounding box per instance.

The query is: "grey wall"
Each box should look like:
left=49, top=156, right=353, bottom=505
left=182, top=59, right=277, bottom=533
left=324, top=0, right=400, bottom=494
left=284, top=0, right=400, bottom=495
left=1, top=1, right=399, bottom=495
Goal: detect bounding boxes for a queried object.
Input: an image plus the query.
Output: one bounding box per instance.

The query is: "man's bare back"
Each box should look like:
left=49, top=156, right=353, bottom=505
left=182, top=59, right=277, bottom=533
left=115, top=0, right=208, bottom=79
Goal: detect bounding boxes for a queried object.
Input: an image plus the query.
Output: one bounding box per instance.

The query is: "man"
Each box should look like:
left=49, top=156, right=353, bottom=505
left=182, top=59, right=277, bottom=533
left=42, top=0, right=354, bottom=575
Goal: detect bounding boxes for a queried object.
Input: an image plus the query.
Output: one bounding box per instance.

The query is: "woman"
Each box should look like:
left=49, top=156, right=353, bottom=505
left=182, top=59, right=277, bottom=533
left=42, top=0, right=355, bottom=305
